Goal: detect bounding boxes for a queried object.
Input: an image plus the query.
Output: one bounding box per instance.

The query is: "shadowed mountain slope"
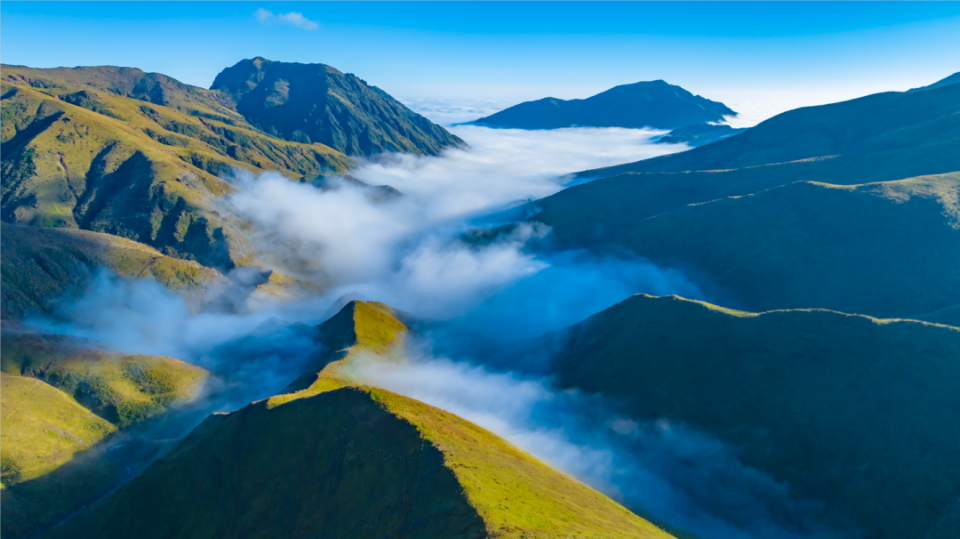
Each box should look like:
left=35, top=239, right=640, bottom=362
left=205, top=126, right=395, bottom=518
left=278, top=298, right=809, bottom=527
left=48, top=300, right=674, bottom=539
left=543, top=173, right=960, bottom=319
left=911, top=71, right=960, bottom=92
left=0, top=71, right=357, bottom=267
left=579, top=82, right=960, bottom=178
left=211, top=57, right=465, bottom=156
left=546, top=294, right=960, bottom=539
left=656, top=123, right=746, bottom=147
left=474, top=80, right=735, bottom=130
left=1, top=223, right=226, bottom=319
left=0, top=332, right=209, bottom=538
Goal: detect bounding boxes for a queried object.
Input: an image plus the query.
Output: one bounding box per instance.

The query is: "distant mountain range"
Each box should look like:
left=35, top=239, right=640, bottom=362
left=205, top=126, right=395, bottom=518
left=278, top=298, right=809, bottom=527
left=472, top=80, right=737, bottom=130
left=0, top=59, right=460, bottom=270
left=532, top=81, right=960, bottom=321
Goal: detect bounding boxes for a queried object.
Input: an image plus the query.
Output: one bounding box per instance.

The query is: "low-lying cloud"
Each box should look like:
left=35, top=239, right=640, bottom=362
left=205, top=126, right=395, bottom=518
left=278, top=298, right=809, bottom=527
left=346, top=352, right=848, bottom=539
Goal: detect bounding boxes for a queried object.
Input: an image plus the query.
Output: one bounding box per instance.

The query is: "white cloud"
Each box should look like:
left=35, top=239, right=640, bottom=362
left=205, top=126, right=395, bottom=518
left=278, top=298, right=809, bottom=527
left=254, top=8, right=319, bottom=31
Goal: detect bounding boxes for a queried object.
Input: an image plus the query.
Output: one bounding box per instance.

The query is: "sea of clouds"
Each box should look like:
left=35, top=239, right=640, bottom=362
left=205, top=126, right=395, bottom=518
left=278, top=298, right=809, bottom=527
left=30, top=122, right=848, bottom=538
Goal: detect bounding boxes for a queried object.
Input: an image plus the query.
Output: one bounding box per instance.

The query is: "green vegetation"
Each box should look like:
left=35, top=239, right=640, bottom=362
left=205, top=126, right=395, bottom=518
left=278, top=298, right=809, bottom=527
left=474, top=80, right=736, bottom=129
left=211, top=57, right=465, bottom=156
left=534, top=83, right=960, bottom=319
left=1, top=332, right=208, bottom=428
left=1, top=222, right=226, bottom=318
left=2, top=65, right=355, bottom=266
left=548, top=173, right=960, bottom=318
left=0, top=331, right=210, bottom=537
left=545, top=294, right=960, bottom=539
left=0, top=375, right=127, bottom=539
left=0, top=374, right=116, bottom=484
left=54, top=300, right=671, bottom=538
left=49, top=385, right=672, bottom=539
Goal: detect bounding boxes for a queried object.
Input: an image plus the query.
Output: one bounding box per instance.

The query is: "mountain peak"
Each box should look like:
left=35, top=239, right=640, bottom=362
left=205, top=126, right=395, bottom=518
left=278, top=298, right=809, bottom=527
left=211, top=58, right=465, bottom=156
left=473, top=80, right=735, bottom=129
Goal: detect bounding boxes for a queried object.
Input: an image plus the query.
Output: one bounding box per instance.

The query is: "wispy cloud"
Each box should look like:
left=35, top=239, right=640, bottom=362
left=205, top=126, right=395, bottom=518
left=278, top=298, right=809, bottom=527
left=254, top=8, right=319, bottom=31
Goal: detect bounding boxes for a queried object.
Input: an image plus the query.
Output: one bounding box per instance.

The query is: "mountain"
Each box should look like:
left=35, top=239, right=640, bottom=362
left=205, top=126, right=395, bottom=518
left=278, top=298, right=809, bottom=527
left=543, top=294, right=960, bottom=539
left=1, top=332, right=208, bottom=538
left=540, top=172, right=960, bottom=319
left=210, top=57, right=466, bottom=156
left=656, top=123, right=747, bottom=147
left=0, top=69, right=356, bottom=268
left=1, top=223, right=226, bottom=319
left=528, top=83, right=960, bottom=319
left=46, top=301, right=675, bottom=539
left=577, top=82, right=960, bottom=178
left=472, top=80, right=736, bottom=129
left=910, top=71, right=960, bottom=92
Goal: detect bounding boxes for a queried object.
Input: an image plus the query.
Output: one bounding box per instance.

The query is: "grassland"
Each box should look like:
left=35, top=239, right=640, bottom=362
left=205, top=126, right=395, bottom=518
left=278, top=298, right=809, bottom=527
left=48, top=299, right=674, bottom=538
left=539, top=172, right=960, bottom=319
left=2, top=66, right=355, bottom=267
left=1, top=222, right=226, bottom=318
left=0, top=331, right=210, bottom=538
left=546, top=294, right=960, bottom=539
left=1, top=332, right=208, bottom=428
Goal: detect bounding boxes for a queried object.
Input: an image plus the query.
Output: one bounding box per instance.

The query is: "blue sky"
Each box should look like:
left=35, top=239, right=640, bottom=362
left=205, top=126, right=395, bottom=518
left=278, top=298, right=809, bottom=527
left=3, top=2, right=959, bottom=118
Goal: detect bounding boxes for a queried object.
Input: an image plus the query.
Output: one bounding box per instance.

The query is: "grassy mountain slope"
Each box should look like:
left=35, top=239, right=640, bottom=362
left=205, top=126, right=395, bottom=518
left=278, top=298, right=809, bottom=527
left=1, top=332, right=208, bottom=428
left=0, top=332, right=209, bottom=538
left=2, top=67, right=354, bottom=266
left=50, top=387, right=672, bottom=539
left=474, top=80, right=735, bottom=129
left=0, top=374, right=127, bottom=539
left=52, top=300, right=673, bottom=538
left=0, top=374, right=117, bottom=485
left=914, top=304, right=960, bottom=328
left=579, top=82, right=960, bottom=178
left=548, top=294, right=960, bottom=539
left=1, top=222, right=226, bottom=319
left=211, top=57, right=465, bottom=156
left=545, top=173, right=960, bottom=318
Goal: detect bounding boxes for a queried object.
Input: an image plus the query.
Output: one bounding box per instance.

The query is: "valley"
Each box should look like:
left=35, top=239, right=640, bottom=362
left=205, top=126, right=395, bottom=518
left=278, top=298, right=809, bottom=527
left=2, top=7, right=960, bottom=537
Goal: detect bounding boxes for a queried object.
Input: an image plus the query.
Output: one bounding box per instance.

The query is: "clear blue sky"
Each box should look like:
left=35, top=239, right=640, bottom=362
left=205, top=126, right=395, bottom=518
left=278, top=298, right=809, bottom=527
left=3, top=2, right=959, bottom=111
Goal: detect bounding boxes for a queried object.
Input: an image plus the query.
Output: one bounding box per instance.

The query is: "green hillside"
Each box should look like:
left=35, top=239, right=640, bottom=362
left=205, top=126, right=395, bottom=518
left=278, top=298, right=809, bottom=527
left=0, top=332, right=210, bottom=538
left=49, top=388, right=672, bottom=539
left=1, top=222, right=226, bottom=318
left=211, top=57, right=465, bottom=156
left=1, top=332, right=208, bottom=428
left=474, top=80, right=735, bottom=129
left=546, top=293, right=960, bottom=539
left=2, top=66, right=354, bottom=266
left=0, top=374, right=127, bottom=539
left=547, top=173, right=960, bottom=319
left=579, top=82, right=960, bottom=178
left=47, top=300, right=673, bottom=539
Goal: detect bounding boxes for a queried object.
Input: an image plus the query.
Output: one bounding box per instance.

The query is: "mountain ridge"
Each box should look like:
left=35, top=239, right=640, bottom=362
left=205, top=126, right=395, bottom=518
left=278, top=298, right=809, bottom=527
left=473, top=80, right=736, bottom=130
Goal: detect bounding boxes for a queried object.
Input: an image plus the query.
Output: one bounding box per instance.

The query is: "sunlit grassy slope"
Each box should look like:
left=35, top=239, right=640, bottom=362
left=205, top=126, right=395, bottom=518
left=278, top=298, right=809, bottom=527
left=0, top=331, right=210, bottom=538
left=0, top=374, right=127, bottom=539
left=1, top=332, right=208, bottom=428
left=1, top=222, right=226, bottom=318
left=1, top=66, right=354, bottom=266
left=540, top=172, right=960, bottom=319
left=51, top=301, right=674, bottom=539
left=547, top=294, right=960, bottom=539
